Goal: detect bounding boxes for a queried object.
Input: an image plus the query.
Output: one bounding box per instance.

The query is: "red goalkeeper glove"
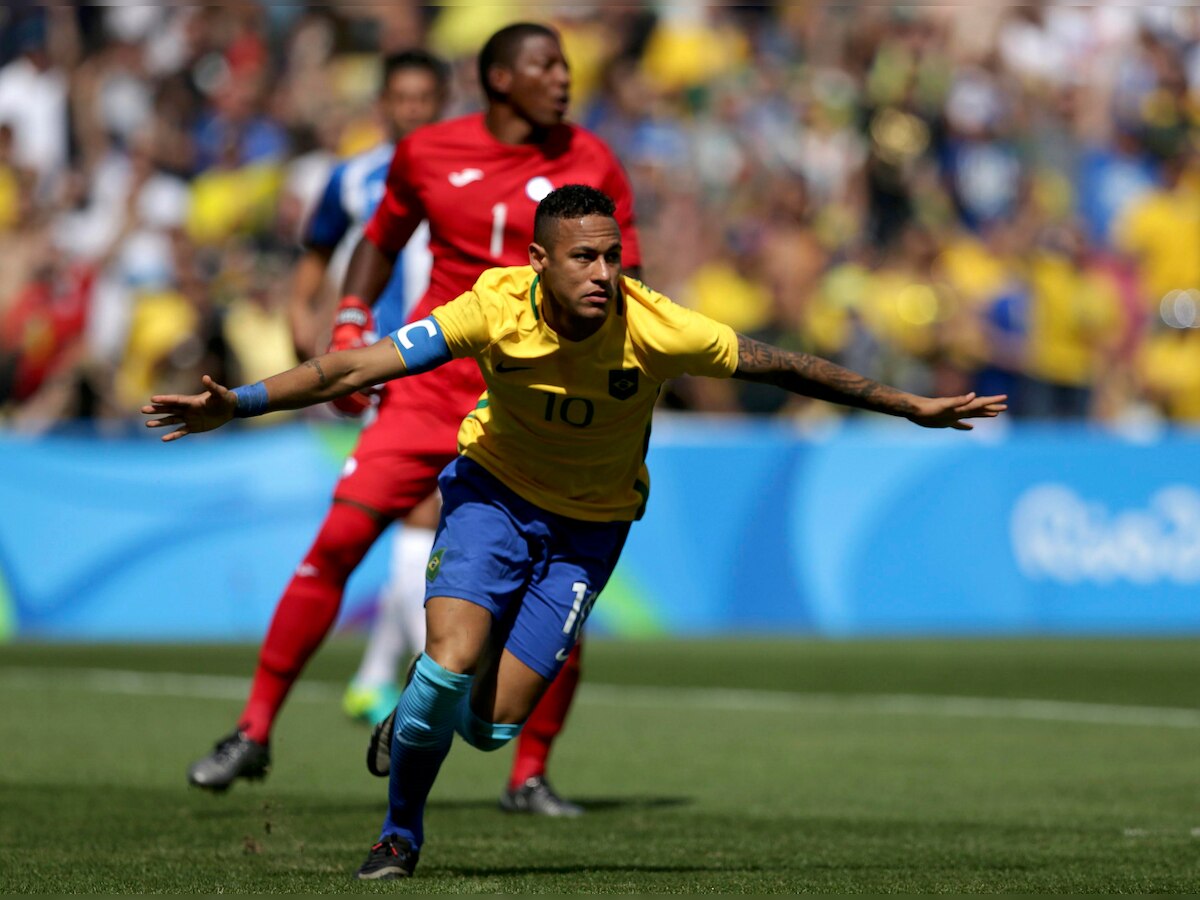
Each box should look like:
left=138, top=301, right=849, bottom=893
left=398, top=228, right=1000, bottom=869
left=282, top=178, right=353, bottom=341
left=328, top=295, right=377, bottom=417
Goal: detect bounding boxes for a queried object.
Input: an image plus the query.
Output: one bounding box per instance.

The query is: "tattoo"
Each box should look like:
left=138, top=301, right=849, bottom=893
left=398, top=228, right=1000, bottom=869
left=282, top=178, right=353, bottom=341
left=303, top=358, right=328, bottom=387
left=732, top=335, right=917, bottom=416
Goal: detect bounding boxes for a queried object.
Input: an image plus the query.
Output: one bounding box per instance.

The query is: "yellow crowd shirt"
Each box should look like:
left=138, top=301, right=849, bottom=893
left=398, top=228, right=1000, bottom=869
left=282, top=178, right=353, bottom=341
left=430, top=266, right=739, bottom=522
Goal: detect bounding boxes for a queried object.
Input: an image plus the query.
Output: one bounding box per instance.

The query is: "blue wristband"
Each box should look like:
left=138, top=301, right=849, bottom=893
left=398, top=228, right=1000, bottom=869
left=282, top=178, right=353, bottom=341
left=231, top=381, right=269, bottom=418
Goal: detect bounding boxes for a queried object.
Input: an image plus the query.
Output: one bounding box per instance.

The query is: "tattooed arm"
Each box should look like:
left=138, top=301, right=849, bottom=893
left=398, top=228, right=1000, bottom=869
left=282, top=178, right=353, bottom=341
left=252, top=341, right=407, bottom=412
left=732, top=334, right=1007, bottom=429
left=141, top=340, right=408, bottom=441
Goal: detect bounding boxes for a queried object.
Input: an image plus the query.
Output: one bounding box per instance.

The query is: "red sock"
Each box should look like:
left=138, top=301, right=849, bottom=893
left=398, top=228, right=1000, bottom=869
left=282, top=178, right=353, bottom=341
left=509, top=640, right=582, bottom=789
left=238, top=502, right=387, bottom=744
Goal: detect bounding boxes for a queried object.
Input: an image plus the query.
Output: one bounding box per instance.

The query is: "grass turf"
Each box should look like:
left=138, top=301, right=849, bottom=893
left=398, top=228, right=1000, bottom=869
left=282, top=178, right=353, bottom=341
left=0, top=638, right=1197, bottom=893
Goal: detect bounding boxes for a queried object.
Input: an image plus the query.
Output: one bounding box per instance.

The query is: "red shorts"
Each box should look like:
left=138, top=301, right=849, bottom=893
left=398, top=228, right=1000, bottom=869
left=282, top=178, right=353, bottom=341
left=332, top=357, right=485, bottom=518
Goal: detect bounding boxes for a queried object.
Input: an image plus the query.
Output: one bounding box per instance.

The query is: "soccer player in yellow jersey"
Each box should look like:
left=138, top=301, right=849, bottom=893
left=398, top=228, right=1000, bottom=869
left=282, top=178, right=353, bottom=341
left=144, top=185, right=1007, bottom=880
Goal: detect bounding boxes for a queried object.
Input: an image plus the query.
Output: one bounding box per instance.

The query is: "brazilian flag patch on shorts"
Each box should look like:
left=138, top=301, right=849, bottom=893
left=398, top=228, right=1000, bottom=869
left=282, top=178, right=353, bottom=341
left=426, top=548, right=445, bottom=583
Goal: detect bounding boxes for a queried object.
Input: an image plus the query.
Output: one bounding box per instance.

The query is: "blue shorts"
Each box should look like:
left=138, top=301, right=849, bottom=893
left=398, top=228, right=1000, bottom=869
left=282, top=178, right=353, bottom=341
left=425, top=456, right=630, bottom=680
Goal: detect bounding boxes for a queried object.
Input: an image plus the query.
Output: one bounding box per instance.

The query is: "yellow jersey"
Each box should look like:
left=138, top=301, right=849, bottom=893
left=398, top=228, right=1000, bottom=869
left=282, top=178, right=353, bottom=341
left=430, top=266, right=739, bottom=522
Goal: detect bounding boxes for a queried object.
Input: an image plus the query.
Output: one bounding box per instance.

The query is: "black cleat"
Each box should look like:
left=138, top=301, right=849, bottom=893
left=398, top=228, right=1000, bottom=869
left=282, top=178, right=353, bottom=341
left=187, top=730, right=270, bottom=791
left=499, top=775, right=584, bottom=818
left=365, top=654, right=417, bottom=777
left=366, top=708, right=394, bottom=777
left=355, top=834, right=419, bottom=880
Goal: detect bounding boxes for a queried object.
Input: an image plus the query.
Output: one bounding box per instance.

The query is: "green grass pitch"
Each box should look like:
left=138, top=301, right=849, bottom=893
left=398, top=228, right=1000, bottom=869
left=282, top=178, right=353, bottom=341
left=1, top=637, right=1198, bottom=893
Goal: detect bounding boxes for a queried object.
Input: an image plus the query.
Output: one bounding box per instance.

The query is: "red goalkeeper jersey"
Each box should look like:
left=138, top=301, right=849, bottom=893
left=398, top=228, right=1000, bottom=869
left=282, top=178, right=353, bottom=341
left=365, top=113, right=641, bottom=318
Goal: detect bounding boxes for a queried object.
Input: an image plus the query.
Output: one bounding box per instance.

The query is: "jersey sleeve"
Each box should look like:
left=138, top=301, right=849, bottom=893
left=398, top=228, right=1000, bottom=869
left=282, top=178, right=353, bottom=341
left=429, top=290, right=494, bottom=359
left=636, top=285, right=739, bottom=381
left=303, top=163, right=350, bottom=249
left=363, top=138, right=425, bottom=256
left=430, top=269, right=523, bottom=359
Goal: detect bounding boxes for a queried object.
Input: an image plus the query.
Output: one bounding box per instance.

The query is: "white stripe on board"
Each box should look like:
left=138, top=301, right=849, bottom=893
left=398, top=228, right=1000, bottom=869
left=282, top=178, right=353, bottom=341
left=0, top=666, right=342, bottom=703
left=578, top=683, right=1200, bottom=730
left=1, top=666, right=1197, bottom=730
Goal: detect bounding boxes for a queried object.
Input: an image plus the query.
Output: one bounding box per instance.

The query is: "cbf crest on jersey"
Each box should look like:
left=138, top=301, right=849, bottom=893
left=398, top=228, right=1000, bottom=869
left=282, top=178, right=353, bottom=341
left=609, top=368, right=638, bottom=400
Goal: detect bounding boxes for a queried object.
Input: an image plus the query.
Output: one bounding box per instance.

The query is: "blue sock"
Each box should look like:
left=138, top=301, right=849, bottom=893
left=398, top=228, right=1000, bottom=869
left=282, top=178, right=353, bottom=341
left=455, top=696, right=524, bottom=751
left=380, top=654, right=472, bottom=849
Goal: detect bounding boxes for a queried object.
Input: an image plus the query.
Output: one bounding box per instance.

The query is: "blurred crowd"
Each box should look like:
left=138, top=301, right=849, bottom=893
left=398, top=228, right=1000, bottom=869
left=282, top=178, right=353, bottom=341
left=1, top=3, right=1198, bottom=430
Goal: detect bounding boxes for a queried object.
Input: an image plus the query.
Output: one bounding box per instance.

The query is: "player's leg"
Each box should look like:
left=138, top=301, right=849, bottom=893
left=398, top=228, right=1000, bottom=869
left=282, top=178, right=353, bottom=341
left=188, top=405, right=442, bottom=792
left=359, top=457, right=535, bottom=879
left=375, top=597, right=492, bottom=844
left=358, top=601, right=552, bottom=880
left=490, top=508, right=631, bottom=817
left=346, top=382, right=470, bottom=730
left=344, top=492, right=439, bottom=724
left=501, top=639, right=585, bottom=817
left=187, top=498, right=388, bottom=790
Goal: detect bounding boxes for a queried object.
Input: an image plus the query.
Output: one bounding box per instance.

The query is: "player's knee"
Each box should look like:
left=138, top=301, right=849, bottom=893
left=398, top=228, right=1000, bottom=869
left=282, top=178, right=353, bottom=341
left=258, top=646, right=302, bottom=679
left=309, top=501, right=384, bottom=574
left=309, top=533, right=370, bottom=576
left=455, top=702, right=523, bottom=752
left=423, top=644, right=478, bottom=675
left=395, top=655, right=472, bottom=749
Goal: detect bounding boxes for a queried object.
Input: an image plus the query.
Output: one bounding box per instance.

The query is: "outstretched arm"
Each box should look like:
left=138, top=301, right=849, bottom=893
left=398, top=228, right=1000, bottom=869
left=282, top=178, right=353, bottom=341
left=732, top=334, right=1006, bottom=429
left=143, top=331, right=421, bottom=442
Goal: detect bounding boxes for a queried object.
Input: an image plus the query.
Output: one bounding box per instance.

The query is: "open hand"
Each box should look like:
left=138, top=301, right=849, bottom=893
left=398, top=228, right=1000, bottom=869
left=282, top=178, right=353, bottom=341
left=906, top=392, right=1008, bottom=430
left=141, top=375, right=238, bottom=442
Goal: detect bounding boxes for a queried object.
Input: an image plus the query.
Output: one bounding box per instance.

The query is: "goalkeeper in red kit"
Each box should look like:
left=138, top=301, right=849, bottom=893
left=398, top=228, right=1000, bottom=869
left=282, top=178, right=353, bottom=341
left=186, top=23, right=644, bottom=817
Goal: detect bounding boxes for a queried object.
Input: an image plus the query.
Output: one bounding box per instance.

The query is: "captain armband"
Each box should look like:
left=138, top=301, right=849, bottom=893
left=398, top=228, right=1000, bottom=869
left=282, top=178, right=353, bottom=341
left=389, top=317, right=452, bottom=375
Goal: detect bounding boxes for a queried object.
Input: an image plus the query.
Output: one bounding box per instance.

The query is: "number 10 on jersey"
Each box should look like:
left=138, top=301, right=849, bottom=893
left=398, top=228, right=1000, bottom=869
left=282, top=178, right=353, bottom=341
left=542, top=392, right=595, bottom=428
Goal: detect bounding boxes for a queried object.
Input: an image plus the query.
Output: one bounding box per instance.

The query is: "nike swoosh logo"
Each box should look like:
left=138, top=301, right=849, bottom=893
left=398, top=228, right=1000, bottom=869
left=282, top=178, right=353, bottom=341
left=555, top=648, right=570, bottom=662
left=448, top=168, right=484, bottom=187
left=495, top=362, right=534, bottom=373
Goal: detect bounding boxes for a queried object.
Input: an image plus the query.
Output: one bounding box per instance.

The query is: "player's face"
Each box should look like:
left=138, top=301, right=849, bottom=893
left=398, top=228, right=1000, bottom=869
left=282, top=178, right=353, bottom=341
left=505, top=35, right=571, bottom=128
left=380, top=67, right=444, bottom=141
left=532, top=215, right=623, bottom=335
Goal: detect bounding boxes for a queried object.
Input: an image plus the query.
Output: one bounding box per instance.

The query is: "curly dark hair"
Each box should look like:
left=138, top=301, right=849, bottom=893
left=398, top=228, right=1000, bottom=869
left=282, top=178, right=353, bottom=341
left=533, top=184, right=617, bottom=246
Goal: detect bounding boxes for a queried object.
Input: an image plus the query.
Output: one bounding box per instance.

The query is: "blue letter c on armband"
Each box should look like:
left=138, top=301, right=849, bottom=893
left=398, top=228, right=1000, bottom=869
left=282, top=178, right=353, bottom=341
left=390, top=317, right=452, bottom=375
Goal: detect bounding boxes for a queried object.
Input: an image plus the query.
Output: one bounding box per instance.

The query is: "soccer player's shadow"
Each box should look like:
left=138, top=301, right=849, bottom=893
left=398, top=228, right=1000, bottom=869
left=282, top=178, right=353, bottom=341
left=424, top=795, right=692, bottom=814
left=186, top=796, right=692, bottom=819
left=443, top=862, right=731, bottom=877
left=557, top=795, right=693, bottom=813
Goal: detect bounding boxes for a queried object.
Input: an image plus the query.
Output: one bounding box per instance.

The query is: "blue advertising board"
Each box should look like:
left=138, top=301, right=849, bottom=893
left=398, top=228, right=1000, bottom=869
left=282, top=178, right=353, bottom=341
left=2, top=420, right=1198, bottom=641
left=617, top=419, right=1200, bottom=636
left=0, top=424, right=389, bottom=641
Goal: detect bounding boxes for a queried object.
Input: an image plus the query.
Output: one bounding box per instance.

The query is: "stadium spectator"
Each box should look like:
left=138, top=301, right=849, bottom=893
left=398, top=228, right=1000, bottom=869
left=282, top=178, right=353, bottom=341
left=1113, top=151, right=1200, bottom=311
left=0, top=10, right=71, bottom=194
left=0, top=228, right=92, bottom=409
left=0, top=122, right=32, bottom=236
left=4, top=5, right=1198, bottom=427
left=1022, top=225, right=1125, bottom=419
